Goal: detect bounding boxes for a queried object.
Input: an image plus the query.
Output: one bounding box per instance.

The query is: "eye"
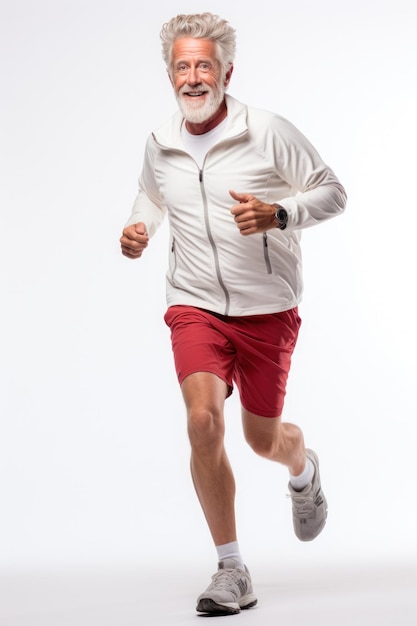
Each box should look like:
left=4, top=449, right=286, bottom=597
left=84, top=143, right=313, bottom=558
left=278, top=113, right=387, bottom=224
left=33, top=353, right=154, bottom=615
left=199, top=62, right=210, bottom=71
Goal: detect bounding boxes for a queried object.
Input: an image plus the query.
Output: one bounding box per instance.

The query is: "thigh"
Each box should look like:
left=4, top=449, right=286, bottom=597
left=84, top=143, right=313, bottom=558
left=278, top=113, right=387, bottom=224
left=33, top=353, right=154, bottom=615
left=241, top=408, right=282, bottom=446
left=181, top=371, right=229, bottom=415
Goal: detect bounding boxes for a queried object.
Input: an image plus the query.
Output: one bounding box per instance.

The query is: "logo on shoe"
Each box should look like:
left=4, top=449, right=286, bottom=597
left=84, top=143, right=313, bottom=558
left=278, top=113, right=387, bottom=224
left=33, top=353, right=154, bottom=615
left=314, top=488, right=324, bottom=507
left=236, top=579, right=248, bottom=595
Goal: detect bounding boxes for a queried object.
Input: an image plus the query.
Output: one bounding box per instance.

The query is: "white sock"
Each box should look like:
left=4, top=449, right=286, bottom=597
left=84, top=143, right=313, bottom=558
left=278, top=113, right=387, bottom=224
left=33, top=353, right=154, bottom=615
left=289, top=457, right=314, bottom=491
left=216, top=541, right=244, bottom=570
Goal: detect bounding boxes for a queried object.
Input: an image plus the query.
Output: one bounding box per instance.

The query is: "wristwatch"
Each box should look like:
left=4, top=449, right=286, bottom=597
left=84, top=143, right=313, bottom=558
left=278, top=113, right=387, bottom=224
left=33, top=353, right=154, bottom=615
left=272, top=204, right=288, bottom=230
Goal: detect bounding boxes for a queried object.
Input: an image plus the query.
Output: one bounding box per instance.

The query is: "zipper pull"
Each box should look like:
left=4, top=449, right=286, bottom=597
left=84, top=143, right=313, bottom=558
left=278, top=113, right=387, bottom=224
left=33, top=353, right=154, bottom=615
left=199, top=170, right=203, bottom=182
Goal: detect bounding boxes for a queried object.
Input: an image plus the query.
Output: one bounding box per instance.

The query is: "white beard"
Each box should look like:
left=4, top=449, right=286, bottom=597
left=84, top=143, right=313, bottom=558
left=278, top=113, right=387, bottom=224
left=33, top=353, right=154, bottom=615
left=176, top=83, right=225, bottom=124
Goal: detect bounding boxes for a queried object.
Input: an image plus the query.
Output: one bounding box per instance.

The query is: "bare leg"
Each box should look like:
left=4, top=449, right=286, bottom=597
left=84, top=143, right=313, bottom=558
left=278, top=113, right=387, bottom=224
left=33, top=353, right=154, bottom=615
left=242, top=408, right=306, bottom=475
left=181, top=372, right=237, bottom=546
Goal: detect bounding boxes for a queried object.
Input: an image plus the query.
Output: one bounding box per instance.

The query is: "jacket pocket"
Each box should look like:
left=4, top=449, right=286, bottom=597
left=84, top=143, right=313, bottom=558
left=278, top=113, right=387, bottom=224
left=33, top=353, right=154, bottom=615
left=169, top=237, right=178, bottom=286
left=263, top=233, right=272, bottom=275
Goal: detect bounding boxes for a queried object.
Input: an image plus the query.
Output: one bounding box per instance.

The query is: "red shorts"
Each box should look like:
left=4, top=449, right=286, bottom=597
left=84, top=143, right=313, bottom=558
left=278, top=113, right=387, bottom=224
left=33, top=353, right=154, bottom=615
left=164, top=305, right=301, bottom=418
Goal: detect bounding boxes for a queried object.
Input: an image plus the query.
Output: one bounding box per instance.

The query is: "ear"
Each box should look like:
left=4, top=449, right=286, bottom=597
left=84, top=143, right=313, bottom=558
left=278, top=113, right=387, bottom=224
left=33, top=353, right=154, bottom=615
left=167, top=69, right=174, bottom=87
left=224, top=64, right=234, bottom=87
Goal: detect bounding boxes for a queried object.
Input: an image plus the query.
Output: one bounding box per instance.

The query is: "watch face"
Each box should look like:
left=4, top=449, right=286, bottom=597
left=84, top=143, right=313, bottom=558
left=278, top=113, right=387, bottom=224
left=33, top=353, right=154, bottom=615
left=278, top=208, right=288, bottom=222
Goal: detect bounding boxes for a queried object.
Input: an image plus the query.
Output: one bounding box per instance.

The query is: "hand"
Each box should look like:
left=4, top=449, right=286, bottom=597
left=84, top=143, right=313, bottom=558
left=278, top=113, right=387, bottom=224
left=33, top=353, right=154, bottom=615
left=120, top=222, right=149, bottom=259
left=229, top=190, right=276, bottom=235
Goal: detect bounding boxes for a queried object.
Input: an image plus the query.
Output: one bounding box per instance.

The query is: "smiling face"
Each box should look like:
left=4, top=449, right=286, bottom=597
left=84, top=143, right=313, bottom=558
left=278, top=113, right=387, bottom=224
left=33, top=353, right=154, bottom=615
left=169, top=37, right=233, bottom=134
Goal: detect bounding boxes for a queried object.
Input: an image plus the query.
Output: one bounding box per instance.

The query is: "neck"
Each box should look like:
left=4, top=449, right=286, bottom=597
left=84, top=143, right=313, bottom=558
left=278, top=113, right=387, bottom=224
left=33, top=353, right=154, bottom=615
left=185, top=99, right=227, bottom=135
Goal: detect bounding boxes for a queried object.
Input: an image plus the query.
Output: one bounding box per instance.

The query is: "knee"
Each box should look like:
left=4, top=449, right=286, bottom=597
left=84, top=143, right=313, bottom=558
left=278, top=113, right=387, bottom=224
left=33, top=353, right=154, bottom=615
left=187, top=407, right=224, bottom=450
left=245, top=422, right=303, bottom=464
left=245, top=433, right=276, bottom=459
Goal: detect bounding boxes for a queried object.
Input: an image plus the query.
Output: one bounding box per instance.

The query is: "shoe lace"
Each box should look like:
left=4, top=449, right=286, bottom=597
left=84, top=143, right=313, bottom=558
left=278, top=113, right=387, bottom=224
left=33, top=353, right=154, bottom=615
left=287, top=492, right=315, bottom=516
left=210, top=569, right=242, bottom=590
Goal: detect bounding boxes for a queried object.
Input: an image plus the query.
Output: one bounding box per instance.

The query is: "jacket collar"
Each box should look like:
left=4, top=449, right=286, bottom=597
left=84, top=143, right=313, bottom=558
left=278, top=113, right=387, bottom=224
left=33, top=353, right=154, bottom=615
left=152, top=94, right=248, bottom=149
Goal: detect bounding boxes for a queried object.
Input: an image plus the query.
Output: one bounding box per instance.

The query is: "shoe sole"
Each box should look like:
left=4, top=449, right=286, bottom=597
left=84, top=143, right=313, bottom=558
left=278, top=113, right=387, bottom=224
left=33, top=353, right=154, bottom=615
left=196, top=596, right=258, bottom=615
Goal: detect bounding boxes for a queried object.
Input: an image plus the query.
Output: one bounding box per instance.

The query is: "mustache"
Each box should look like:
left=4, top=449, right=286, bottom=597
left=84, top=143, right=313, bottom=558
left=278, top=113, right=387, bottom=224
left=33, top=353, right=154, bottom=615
left=178, top=85, right=212, bottom=96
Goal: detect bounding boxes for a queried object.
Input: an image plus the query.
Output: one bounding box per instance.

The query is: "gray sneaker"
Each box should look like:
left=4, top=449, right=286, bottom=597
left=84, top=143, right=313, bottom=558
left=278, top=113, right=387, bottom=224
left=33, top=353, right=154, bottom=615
left=288, top=449, right=328, bottom=541
left=196, top=558, right=258, bottom=615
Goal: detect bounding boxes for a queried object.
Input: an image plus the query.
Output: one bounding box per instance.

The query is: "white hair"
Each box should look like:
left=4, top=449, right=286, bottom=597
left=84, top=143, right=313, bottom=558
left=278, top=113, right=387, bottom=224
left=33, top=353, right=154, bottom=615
left=160, top=13, right=236, bottom=74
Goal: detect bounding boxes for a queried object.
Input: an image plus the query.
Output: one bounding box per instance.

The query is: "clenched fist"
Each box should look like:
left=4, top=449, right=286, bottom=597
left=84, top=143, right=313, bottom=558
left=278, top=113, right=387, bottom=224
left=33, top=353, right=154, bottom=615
left=229, top=190, right=276, bottom=235
left=120, top=222, right=149, bottom=259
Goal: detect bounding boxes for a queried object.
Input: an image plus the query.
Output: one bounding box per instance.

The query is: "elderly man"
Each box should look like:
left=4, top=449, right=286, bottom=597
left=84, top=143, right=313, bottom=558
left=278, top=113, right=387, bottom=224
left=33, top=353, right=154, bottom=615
left=120, top=12, right=346, bottom=617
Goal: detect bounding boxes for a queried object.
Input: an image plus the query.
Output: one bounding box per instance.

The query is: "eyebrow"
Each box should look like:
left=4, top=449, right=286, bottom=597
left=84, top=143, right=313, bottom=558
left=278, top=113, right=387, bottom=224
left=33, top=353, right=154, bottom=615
left=175, top=58, right=213, bottom=65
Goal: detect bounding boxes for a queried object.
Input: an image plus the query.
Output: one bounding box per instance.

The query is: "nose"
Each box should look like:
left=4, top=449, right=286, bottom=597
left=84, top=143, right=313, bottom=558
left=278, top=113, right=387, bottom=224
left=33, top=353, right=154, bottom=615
left=187, top=65, right=200, bottom=86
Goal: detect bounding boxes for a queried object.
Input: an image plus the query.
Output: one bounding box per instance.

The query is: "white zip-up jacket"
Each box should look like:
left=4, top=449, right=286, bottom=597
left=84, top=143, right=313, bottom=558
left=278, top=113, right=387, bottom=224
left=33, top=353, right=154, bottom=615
left=126, top=95, right=347, bottom=316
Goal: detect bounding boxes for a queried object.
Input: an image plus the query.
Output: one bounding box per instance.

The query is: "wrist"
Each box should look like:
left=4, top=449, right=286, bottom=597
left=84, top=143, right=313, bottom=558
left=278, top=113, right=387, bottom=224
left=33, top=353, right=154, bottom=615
left=272, top=203, right=288, bottom=230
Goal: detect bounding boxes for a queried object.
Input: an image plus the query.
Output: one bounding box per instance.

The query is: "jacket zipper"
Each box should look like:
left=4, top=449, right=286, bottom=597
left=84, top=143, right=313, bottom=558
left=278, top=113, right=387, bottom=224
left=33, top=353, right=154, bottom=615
left=199, top=169, right=231, bottom=316
left=263, top=233, right=272, bottom=275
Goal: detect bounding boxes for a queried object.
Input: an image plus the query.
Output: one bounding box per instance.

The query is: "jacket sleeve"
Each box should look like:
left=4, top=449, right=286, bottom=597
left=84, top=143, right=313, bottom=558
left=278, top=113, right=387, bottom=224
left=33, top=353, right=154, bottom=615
left=124, top=136, right=167, bottom=237
left=272, top=117, right=347, bottom=230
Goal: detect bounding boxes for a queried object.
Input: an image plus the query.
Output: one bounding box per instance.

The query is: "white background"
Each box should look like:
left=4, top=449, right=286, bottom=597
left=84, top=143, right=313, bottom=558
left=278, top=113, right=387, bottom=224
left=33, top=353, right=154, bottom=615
left=1, top=0, right=416, bottom=586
